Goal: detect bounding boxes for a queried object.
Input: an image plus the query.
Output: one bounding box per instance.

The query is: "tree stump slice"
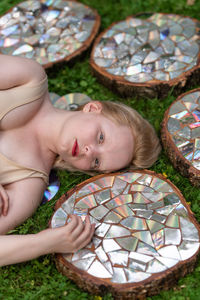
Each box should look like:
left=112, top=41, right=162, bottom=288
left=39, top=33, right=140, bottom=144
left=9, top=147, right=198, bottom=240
left=50, top=170, right=200, bottom=299
left=90, top=13, right=200, bottom=99
left=162, top=89, right=200, bottom=187
left=0, top=0, right=100, bottom=68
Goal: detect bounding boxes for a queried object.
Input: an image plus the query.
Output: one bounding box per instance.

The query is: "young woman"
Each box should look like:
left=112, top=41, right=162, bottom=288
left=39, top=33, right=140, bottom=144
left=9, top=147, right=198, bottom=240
left=0, top=54, right=161, bottom=266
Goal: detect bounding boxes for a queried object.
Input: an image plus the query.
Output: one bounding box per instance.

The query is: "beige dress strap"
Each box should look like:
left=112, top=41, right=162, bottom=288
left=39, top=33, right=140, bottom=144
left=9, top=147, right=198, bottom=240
left=0, top=76, right=49, bottom=185
left=0, top=76, right=48, bottom=121
left=0, top=150, right=49, bottom=186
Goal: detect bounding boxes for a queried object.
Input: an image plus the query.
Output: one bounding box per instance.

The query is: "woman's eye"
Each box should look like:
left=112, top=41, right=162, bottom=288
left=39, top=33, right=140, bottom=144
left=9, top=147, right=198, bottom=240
left=95, top=158, right=99, bottom=167
left=99, top=133, right=104, bottom=143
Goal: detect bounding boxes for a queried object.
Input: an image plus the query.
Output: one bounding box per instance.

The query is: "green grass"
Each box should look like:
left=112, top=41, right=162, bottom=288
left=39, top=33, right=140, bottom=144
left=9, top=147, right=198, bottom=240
left=0, top=0, right=200, bottom=299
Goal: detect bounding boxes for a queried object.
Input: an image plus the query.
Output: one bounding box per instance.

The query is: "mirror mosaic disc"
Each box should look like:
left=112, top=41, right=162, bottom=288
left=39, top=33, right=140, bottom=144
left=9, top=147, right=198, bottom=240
left=0, top=0, right=100, bottom=67
left=51, top=171, right=200, bottom=292
left=162, top=89, right=200, bottom=186
left=91, top=13, right=200, bottom=97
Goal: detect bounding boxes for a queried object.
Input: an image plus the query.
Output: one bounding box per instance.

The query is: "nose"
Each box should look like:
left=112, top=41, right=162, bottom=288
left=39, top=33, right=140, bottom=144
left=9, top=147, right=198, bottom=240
left=84, top=144, right=97, bottom=157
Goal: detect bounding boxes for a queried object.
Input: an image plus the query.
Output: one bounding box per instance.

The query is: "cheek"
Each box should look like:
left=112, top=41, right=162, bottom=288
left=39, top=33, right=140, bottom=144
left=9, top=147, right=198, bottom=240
left=72, top=157, right=91, bottom=171
left=79, top=117, right=98, bottom=135
left=79, top=125, right=95, bottom=139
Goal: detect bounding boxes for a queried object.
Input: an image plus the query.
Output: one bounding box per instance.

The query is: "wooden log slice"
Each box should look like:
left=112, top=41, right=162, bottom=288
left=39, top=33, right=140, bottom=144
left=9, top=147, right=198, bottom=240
left=49, top=170, right=200, bottom=299
left=90, top=13, right=200, bottom=99
left=162, top=89, right=200, bottom=187
left=0, top=0, right=100, bottom=68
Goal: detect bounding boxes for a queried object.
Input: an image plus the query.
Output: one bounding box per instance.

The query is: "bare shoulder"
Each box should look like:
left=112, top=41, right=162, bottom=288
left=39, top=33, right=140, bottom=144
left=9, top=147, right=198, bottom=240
left=0, top=178, right=47, bottom=234
left=0, top=55, right=48, bottom=129
left=0, top=54, right=46, bottom=89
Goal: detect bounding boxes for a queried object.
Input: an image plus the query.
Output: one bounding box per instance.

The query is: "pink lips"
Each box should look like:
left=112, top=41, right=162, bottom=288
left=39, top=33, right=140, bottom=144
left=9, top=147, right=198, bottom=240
left=72, top=139, right=79, bottom=156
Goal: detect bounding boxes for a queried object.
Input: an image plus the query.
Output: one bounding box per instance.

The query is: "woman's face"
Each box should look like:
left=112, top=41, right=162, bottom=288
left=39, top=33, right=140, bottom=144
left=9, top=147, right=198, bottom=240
left=58, top=102, right=134, bottom=172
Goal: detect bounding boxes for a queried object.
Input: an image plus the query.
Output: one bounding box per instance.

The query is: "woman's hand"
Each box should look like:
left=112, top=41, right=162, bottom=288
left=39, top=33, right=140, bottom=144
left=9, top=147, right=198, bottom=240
left=0, top=214, right=95, bottom=266
left=0, top=185, right=9, bottom=216
left=43, top=214, right=95, bottom=254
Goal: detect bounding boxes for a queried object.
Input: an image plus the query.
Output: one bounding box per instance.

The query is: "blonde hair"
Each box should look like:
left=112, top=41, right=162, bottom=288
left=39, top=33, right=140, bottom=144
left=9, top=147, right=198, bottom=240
left=53, top=101, right=161, bottom=172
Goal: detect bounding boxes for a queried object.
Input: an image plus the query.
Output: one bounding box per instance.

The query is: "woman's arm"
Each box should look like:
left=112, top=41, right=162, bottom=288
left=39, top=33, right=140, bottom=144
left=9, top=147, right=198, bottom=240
left=0, top=54, right=46, bottom=89
left=0, top=179, right=95, bottom=266
left=0, top=215, right=95, bottom=267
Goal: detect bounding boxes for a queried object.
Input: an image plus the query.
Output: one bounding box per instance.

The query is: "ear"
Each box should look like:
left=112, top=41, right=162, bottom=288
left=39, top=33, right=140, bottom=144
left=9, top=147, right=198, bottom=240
left=83, top=101, right=102, bottom=113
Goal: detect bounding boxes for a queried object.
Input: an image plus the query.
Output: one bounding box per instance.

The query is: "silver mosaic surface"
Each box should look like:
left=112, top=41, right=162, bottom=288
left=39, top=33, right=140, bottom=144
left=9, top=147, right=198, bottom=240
left=0, top=0, right=98, bottom=65
left=167, top=90, right=200, bottom=171
left=92, top=13, right=200, bottom=83
left=51, top=172, right=200, bottom=284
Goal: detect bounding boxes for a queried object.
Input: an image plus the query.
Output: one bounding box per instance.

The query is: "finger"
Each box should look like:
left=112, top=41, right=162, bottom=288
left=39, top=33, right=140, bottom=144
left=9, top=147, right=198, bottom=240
left=78, top=223, right=95, bottom=250
left=70, top=216, right=84, bottom=239
left=76, top=217, right=95, bottom=249
left=0, top=198, right=2, bottom=216
left=2, top=195, right=9, bottom=216
left=65, top=215, right=79, bottom=232
left=0, top=187, right=9, bottom=216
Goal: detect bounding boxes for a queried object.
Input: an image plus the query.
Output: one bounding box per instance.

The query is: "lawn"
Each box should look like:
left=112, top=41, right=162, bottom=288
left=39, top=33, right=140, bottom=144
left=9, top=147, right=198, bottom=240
left=0, top=0, right=200, bottom=299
